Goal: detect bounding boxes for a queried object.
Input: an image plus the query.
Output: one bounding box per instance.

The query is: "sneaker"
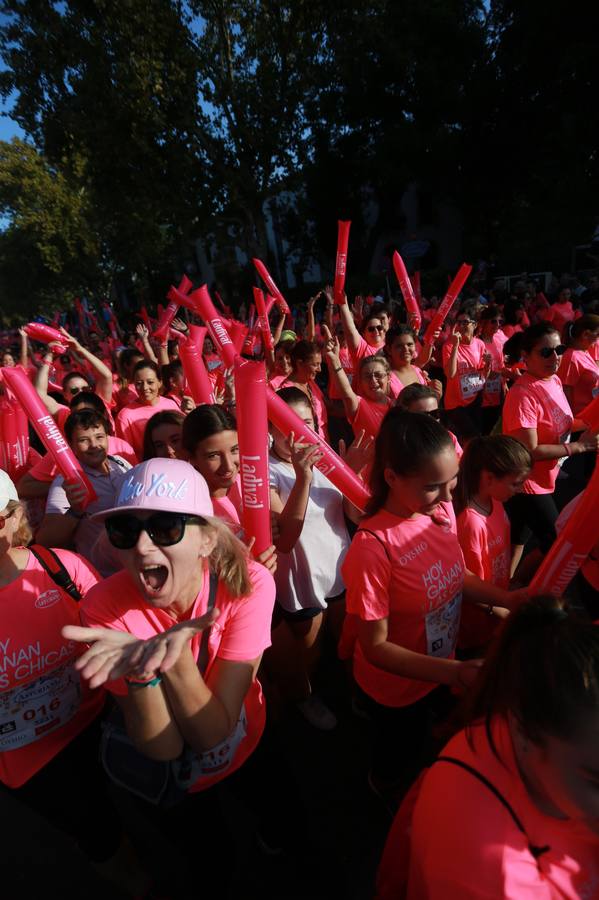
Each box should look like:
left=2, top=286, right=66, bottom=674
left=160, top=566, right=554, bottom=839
left=296, top=694, right=337, bottom=730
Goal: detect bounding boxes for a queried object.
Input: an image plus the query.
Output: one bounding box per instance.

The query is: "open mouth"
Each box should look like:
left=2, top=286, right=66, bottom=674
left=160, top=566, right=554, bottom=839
left=140, top=564, right=169, bottom=594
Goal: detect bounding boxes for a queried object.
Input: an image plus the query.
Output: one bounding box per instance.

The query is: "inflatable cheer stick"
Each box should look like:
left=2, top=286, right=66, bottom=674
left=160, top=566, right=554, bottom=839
left=578, top=395, right=599, bottom=433
left=252, top=258, right=291, bottom=315
left=24, top=322, right=68, bottom=354
left=139, top=306, right=152, bottom=330
left=0, top=397, right=30, bottom=481
left=528, top=457, right=599, bottom=597
left=413, top=271, right=422, bottom=305
left=266, top=386, right=371, bottom=512
left=253, top=287, right=274, bottom=353
left=229, top=320, right=249, bottom=355
left=242, top=304, right=257, bottom=355
left=392, top=252, right=422, bottom=331
left=153, top=275, right=193, bottom=342
left=189, top=324, right=207, bottom=352
left=1, top=367, right=97, bottom=508
left=190, top=285, right=237, bottom=368
left=179, top=336, right=215, bottom=405
left=334, top=220, right=351, bottom=306
left=423, top=263, right=472, bottom=346
left=234, top=359, right=272, bottom=556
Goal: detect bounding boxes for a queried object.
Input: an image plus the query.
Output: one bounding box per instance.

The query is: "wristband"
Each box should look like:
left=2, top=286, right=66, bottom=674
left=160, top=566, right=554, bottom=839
left=334, top=366, right=343, bottom=373
left=125, top=674, right=162, bottom=688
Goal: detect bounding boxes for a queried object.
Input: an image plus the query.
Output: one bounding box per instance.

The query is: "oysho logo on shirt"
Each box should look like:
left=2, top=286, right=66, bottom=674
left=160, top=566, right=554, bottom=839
left=35, top=590, right=62, bottom=609
left=398, top=542, right=428, bottom=566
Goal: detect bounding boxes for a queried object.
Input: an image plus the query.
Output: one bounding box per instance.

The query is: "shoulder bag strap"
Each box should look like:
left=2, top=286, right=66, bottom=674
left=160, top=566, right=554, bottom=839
left=197, top=571, right=219, bottom=676
left=29, top=544, right=82, bottom=602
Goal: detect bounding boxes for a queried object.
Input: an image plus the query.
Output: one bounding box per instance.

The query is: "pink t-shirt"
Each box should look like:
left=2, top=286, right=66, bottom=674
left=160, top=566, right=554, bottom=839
left=211, top=478, right=243, bottom=529
left=116, top=396, right=180, bottom=458
left=543, top=301, right=579, bottom=335
left=589, top=341, right=599, bottom=362
left=55, top=394, right=116, bottom=433
left=27, top=436, right=137, bottom=484
left=405, top=717, right=599, bottom=899
left=343, top=502, right=465, bottom=707
left=81, top=560, right=275, bottom=792
left=457, top=500, right=511, bottom=648
left=350, top=336, right=383, bottom=367
left=269, top=374, right=288, bottom=391
left=502, top=323, right=524, bottom=339
left=388, top=367, right=428, bottom=401
left=350, top=396, right=392, bottom=441
left=558, top=349, right=599, bottom=416
left=481, top=331, right=508, bottom=407
left=502, top=374, right=573, bottom=494
left=114, top=384, right=138, bottom=412
left=0, top=549, right=102, bottom=788
left=442, top=337, right=487, bottom=409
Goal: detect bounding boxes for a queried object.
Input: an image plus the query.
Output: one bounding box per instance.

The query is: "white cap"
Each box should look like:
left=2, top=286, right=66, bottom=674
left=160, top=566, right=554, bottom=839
left=0, top=470, right=18, bottom=510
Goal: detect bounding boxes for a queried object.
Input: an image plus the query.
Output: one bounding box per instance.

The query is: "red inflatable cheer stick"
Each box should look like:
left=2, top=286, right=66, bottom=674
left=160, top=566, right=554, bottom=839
left=578, top=395, right=599, bottom=433
left=253, top=287, right=274, bottom=353
left=234, top=359, right=272, bottom=556
left=392, top=252, right=422, bottom=331
left=242, top=304, right=258, bottom=356
left=179, top=336, right=215, bottom=406
left=423, top=263, right=472, bottom=346
left=252, top=258, right=291, bottom=315
left=0, top=397, right=30, bottom=482
left=413, top=271, right=422, bottom=305
left=139, top=306, right=152, bottom=330
left=24, top=322, right=68, bottom=354
left=266, top=386, right=371, bottom=512
left=190, top=285, right=237, bottom=368
left=229, top=320, right=249, bottom=355
left=334, top=220, right=351, bottom=306
left=189, top=324, right=207, bottom=351
left=528, top=458, right=599, bottom=597
left=153, top=275, right=193, bottom=342
left=1, top=367, right=97, bottom=508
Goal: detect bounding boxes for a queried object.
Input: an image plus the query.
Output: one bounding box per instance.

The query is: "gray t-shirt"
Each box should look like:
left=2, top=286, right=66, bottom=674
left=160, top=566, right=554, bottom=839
left=46, top=455, right=131, bottom=572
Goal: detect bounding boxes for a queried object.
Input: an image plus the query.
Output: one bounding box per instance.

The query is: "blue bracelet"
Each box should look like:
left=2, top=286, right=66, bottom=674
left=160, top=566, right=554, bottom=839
left=125, top=675, right=162, bottom=688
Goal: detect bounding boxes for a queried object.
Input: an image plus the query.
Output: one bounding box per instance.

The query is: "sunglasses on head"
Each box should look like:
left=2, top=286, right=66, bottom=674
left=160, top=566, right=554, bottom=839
left=538, top=344, right=566, bottom=358
left=366, top=325, right=385, bottom=333
left=69, top=385, right=92, bottom=396
left=105, top=512, right=205, bottom=550
left=426, top=409, right=441, bottom=420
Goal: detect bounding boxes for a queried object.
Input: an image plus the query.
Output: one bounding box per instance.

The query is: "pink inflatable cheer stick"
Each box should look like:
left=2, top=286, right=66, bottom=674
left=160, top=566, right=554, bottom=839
left=191, top=285, right=237, bottom=368
left=154, top=275, right=193, bottom=342
left=412, top=271, right=422, bottom=304
left=179, top=336, right=215, bottom=405
left=0, top=397, right=30, bottom=481
left=423, top=263, right=472, bottom=346
left=252, top=258, right=291, bottom=315
left=234, top=359, right=272, bottom=556
left=392, top=252, right=422, bottom=331
left=253, top=287, right=274, bottom=353
left=266, top=386, right=371, bottom=512
left=1, top=367, right=97, bottom=508
left=229, top=321, right=249, bottom=355
left=24, top=322, right=68, bottom=354
left=578, top=395, right=599, bottom=433
left=334, top=220, right=351, bottom=306
left=528, top=458, right=599, bottom=597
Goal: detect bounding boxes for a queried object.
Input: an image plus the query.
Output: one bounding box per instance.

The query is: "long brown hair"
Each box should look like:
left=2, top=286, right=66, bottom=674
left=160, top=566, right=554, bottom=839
left=454, top=435, right=532, bottom=515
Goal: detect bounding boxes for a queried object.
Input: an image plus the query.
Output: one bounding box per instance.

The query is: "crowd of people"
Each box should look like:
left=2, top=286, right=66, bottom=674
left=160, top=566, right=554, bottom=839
left=1, top=269, right=599, bottom=898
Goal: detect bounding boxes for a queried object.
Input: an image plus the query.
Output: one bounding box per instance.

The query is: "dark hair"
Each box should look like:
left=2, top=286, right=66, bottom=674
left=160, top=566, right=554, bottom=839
left=69, top=391, right=113, bottom=434
left=397, top=383, right=437, bottom=409
left=275, top=338, right=296, bottom=355
left=570, top=313, right=599, bottom=341
left=478, top=303, right=503, bottom=323
left=64, top=409, right=109, bottom=444
left=275, top=386, right=318, bottom=432
left=454, top=435, right=532, bottom=514
left=182, top=404, right=237, bottom=454
left=133, top=359, right=161, bottom=379
left=143, top=410, right=185, bottom=461
left=118, top=347, right=144, bottom=376
left=503, top=299, right=524, bottom=326
left=385, top=324, right=416, bottom=352
left=457, top=301, right=480, bottom=322
left=520, top=322, right=560, bottom=355
left=458, top=596, right=599, bottom=755
left=290, top=339, right=320, bottom=368
left=361, top=308, right=386, bottom=333
left=161, top=360, right=184, bottom=394
left=62, top=371, right=91, bottom=391
left=367, top=408, right=454, bottom=515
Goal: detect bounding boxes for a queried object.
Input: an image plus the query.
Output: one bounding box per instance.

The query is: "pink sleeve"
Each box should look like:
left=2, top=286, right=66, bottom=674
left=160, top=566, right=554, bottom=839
left=216, top=563, right=275, bottom=661
left=457, top=512, right=486, bottom=580
left=503, top=390, right=541, bottom=431
left=344, top=533, right=392, bottom=621
left=55, top=549, right=100, bottom=596
left=115, top=408, right=131, bottom=443
left=350, top=336, right=371, bottom=364
left=558, top=354, right=579, bottom=387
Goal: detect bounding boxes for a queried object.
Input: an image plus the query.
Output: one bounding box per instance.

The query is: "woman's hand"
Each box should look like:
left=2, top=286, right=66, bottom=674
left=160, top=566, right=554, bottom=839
left=573, top=429, right=599, bottom=454
left=322, top=324, right=341, bottom=366
left=180, top=395, right=195, bottom=414
left=339, top=428, right=374, bottom=475
left=58, top=327, right=81, bottom=353
left=171, top=317, right=189, bottom=335
left=247, top=536, right=278, bottom=575
left=64, top=480, right=90, bottom=513
left=450, top=325, right=462, bottom=348
left=453, top=658, right=484, bottom=690
left=289, top=431, right=322, bottom=481
left=429, top=378, right=443, bottom=399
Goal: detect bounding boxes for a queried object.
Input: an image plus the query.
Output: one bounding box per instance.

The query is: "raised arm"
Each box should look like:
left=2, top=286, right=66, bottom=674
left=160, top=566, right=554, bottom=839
left=135, top=323, right=159, bottom=365
left=322, top=325, right=359, bottom=419
left=60, top=327, right=114, bottom=403
left=338, top=295, right=363, bottom=354
left=34, top=346, right=62, bottom=416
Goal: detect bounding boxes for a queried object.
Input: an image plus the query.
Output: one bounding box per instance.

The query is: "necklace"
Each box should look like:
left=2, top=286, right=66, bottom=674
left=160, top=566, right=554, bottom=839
left=471, top=497, right=492, bottom=516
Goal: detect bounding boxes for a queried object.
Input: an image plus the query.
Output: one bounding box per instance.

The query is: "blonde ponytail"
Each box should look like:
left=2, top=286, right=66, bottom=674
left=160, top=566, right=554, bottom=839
left=203, top=516, right=253, bottom=598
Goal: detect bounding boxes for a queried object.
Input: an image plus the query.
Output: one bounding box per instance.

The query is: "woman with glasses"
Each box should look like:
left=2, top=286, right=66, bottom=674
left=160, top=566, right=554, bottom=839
left=478, top=305, right=509, bottom=433
left=63, top=458, right=276, bottom=895
left=336, top=297, right=387, bottom=369
left=502, top=323, right=599, bottom=557
left=442, top=303, right=492, bottom=442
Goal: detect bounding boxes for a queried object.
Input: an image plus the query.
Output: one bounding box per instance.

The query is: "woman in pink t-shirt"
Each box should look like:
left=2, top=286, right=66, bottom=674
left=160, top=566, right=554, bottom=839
left=342, top=410, right=524, bottom=804
left=384, top=325, right=442, bottom=401
left=558, top=313, right=599, bottom=416
left=455, top=436, right=532, bottom=652
left=502, top=323, right=599, bottom=554
left=396, top=384, right=463, bottom=458
left=267, top=337, right=295, bottom=390
left=279, top=339, right=329, bottom=439
left=383, top=598, right=599, bottom=900
left=337, top=297, right=386, bottom=370
left=478, top=304, right=509, bottom=433
left=64, top=459, right=276, bottom=888
left=116, top=360, right=179, bottom=458
left=442, top=303, right=492, bottom=442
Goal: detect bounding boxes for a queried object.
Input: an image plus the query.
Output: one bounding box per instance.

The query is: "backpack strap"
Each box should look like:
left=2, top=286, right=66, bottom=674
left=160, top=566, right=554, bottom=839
left=197, top=571, right=218, bottom=676
left=436, top=755, right=550, bottom=860
left=357, top=528, right=391, bottom=560
left=29, top=545, right=82, bottom=602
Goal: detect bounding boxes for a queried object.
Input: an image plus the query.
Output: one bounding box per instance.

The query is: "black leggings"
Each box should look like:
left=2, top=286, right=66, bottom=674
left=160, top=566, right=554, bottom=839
left=3, top=717, right=121, bottom=863
left=505, top=491, right=559, bottom=552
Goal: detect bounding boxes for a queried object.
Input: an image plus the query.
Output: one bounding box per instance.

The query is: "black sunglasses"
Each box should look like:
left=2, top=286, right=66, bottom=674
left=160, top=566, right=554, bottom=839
left=538, top=345, right=566, bottom=358
left=68, top=385, right=92, bottom=396
left=105, top=512, right=205, bottom=550
left=426, top=409, right=442, bottom=420
left=366, top=325, right=385, bottom=333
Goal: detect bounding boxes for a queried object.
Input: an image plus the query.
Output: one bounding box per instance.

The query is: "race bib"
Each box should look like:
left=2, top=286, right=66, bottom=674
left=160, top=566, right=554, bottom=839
left=425, top=593, right=461, bottom=658
left=0, top=664, right=81, bottom=751
left=178, top=706, right=248, bottom=786
left=483, top=372, right=502, bottom=396
left=460, top=371, right=485, bottom=401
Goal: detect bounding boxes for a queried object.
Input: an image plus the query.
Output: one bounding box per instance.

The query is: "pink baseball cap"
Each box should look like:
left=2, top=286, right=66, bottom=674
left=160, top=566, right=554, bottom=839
left=91, top=459, right=214, bottom=520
